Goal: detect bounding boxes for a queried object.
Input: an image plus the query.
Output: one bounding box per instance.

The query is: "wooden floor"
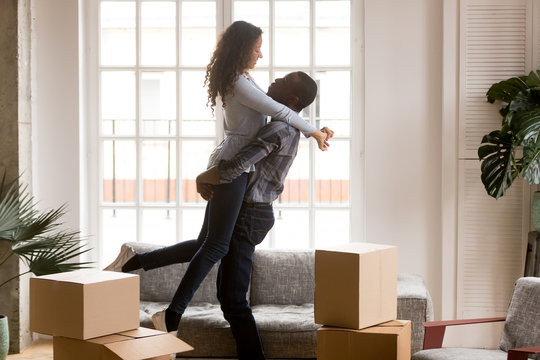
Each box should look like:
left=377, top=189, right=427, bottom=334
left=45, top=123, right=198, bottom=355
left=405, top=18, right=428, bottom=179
left=6, top=339, right=53, bottom=360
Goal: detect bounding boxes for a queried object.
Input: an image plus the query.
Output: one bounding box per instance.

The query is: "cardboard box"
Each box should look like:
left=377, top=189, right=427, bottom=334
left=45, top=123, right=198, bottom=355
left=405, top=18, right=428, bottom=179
left=317, top=320, right=411, bottom=360
left=315, top=242, right=397, bottom=329
left=53, top=327, right=194, bottom=360
left=30, top=270, right=140, bottom=339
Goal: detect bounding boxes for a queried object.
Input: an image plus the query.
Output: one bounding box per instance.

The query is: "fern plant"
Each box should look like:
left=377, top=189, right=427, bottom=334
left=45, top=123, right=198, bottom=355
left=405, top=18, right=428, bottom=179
left=0, top=172, right=92, bottom=288
left=478, top=70, right=540, bottom=199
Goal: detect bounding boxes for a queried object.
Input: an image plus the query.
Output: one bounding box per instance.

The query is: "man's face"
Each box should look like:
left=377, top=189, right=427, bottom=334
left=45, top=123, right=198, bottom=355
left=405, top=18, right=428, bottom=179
left=267, top=73, right=300, bottom=107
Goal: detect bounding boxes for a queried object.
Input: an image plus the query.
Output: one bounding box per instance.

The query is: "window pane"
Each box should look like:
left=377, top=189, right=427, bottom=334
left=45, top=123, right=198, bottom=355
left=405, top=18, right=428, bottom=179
left=103, top=140, right=136, bottom=203
left=101, top=71, right=136, bottom=135
left=102, top=209, right=136, bottom=266
left=233, top=1, right=269, bottom=67
left=278, top=140, right=309, bottom=204
left=181, top=71, right=215, bottom=136
left=250, top=71, right=270, bottom=93
left=141, top=2, right=176, bottom=66
left=182, top=208, right=205, bottom=241
left=141, top=71, right=176, bottom=136
left=315, top=140, right=349, bottom=204
left=182, top=140, right=216, bottom=203
left=314, top=209, right=349, bottom=247
left=182, top=2, right=216, bottom=66
left=316, top=1, right=350, bottom=66
left=273, top=208, right=309, bottom=248
left=142, top=209, right=176, bottom=244
left=142, top=141, right=176, bottom=203
left=275, top=1, right=310, bottom=66
left=100, top=2, right=136, bottom=66
left=316, top=71, right=350, bottom=136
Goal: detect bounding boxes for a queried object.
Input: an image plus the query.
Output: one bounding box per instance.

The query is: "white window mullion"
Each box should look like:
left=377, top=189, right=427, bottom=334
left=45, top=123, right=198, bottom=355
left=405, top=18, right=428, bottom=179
left=176, top=0, right=182, bottom=246
left=135, top=0, right=142, bottom=243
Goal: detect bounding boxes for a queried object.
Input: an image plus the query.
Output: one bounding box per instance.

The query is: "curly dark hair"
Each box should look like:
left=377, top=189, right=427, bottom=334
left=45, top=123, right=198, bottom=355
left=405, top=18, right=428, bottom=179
left=204, top=21, right=263, bottom=111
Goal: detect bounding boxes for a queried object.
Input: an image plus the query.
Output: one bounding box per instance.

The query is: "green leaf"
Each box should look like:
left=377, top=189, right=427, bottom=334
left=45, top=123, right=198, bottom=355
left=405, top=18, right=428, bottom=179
left=487, top=76, right=529, bottom=104
left=513, top=109, right=540, bottom=144
left=524, top=70, right=540, bottom=88
left=523, top=144, right=540, bottom=184
left=508, top=90, right=540, bottom=115
left=478, top=130, right=520, bottom=199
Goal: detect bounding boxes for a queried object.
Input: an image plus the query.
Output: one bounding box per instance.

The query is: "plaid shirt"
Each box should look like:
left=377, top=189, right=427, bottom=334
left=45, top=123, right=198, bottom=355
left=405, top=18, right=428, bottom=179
left=218, top=120, right=301, bottom=204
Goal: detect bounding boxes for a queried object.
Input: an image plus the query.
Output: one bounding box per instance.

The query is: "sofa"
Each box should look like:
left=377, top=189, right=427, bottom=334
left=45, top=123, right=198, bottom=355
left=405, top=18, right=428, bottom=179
left=121, top=242, right=433, bottom=359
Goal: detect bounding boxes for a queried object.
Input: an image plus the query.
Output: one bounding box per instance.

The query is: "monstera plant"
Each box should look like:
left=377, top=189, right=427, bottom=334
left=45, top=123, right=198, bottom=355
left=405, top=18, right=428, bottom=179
left=478, top=70, right=540, bottom=199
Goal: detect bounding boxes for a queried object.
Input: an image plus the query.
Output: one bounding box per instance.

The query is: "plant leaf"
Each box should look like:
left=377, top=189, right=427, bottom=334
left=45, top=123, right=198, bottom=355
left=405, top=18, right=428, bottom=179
left=487, top=76, right=529, bottom=104
left=478, top=130, right=520, bottom=199
left=513, top=109, right=540, bottom=144
left=523, top=144, right=540, bottom=184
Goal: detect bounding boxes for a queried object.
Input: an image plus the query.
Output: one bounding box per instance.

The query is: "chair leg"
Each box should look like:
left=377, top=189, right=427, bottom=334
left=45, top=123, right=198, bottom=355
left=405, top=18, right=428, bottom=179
left=423, top=326, right=446, bottom=350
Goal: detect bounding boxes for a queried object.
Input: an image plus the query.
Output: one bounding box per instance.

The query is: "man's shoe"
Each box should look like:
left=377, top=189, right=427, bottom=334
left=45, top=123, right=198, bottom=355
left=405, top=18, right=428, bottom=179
left=103, top=245, right=134, bottom=272
left=152, top=310, right=167, bottom=332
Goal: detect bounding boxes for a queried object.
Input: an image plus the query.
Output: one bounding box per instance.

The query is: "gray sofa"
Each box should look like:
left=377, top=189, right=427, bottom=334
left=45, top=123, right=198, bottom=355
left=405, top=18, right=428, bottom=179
left=122, top=242, right=433, bottom=359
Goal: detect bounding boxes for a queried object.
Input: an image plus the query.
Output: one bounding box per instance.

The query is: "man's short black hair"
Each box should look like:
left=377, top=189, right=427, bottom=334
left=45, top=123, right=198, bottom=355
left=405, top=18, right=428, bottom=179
left=293, top=71, right=318, bottom=111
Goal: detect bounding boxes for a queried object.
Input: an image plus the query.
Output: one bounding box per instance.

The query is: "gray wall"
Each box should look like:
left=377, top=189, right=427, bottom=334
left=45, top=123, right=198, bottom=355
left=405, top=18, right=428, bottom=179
left=0, top=0, right=33, bottom=353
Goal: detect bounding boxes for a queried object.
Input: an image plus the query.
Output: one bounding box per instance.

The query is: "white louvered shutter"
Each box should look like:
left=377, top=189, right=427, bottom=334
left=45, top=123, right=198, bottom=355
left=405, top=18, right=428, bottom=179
left=457, top=0, right=532, bottom=319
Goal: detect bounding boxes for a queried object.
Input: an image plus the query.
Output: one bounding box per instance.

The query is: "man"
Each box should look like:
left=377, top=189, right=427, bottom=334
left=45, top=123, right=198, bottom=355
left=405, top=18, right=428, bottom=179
left=196, top=71, right=333, bottom=360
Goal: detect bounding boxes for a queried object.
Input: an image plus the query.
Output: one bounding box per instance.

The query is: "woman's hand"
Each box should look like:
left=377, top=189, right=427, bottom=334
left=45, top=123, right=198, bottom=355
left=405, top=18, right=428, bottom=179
left=309, top=129, right=330, bottom=151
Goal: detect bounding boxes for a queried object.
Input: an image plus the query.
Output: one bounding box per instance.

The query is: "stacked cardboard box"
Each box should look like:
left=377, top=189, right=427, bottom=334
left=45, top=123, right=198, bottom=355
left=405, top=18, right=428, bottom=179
left=30, top=270, right=193, bottom=359
left=315, top=243, right=411, bottom=360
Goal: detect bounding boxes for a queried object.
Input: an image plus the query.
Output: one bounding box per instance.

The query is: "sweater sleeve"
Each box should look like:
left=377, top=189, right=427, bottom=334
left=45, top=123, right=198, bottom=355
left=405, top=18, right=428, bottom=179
left=233, top=75, right=317, bottom=136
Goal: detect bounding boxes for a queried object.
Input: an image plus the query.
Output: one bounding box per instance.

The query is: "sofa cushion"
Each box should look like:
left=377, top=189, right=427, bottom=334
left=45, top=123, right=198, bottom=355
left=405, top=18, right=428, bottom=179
left=398, top=273, right=434, bottom=355
left=128, top=242, right=220, bottom=304
left=499, top=277, right=540, bottom=359
left=141, top=301, right=319, bottom=358
left=412, top=348, right=507, bottom=360
left=251, top=249, right=315, bottom=305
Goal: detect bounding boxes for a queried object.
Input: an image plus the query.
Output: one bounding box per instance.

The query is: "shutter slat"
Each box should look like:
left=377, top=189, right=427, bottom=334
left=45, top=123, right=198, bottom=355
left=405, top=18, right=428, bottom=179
left=459, top=0, right=530, bottom=158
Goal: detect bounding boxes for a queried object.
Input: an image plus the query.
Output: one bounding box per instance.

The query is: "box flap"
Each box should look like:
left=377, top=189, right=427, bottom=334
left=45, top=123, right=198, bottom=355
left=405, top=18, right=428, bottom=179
left=319, top=320, right=411, bottom=334
left=87, top=334, right=131, bottom=345
left=104, top=333, right=193, bottom=359
left=378, top=320, right=409, bottom=327
left=36, top=270, right=138, bottom=285
left=316, top=242, right=396, bottom=255
left=118, top=327, right=166, bottom=339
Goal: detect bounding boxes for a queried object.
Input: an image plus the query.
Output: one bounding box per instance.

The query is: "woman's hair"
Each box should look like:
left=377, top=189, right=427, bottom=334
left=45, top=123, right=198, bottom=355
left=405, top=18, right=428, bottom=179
left=204, top=21, right=263, bottom=111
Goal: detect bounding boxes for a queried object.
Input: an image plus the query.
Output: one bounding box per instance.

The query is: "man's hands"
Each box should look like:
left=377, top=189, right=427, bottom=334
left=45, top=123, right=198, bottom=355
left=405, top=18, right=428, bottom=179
left=196, top=166, right=220, bottom=201
left=309, top=127, right=334, bottom=151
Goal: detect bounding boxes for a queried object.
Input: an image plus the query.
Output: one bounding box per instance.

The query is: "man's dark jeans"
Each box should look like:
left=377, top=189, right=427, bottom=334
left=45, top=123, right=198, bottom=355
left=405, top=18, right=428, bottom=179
left=217, top=203, right=275, bottom=360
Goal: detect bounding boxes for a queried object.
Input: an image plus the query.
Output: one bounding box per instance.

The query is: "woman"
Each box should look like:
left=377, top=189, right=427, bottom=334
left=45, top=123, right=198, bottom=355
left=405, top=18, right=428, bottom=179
left=110, top=21, right=328, bottom=333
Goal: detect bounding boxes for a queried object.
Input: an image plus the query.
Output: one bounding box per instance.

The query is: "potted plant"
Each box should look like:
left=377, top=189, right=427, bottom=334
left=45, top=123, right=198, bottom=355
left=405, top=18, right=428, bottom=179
left=0, top=172, right=92, bottom=359
left=478, top=70, right=540, bottom=199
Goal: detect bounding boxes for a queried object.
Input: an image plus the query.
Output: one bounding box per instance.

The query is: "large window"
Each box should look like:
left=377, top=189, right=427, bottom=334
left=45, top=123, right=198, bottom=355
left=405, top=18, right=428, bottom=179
left=91, top=0, right=356, bottom=266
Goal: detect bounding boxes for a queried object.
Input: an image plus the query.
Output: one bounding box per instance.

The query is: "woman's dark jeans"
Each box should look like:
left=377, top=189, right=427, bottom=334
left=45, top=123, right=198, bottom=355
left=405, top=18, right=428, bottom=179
left=137, top=173, right=248, bottom=315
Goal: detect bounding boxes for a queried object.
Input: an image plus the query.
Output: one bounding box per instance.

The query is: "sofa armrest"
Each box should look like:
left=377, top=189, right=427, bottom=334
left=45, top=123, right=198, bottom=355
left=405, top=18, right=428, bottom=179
left=507, top=346, right=540, bottom=360
left=422, top=317, right=506, bottom=350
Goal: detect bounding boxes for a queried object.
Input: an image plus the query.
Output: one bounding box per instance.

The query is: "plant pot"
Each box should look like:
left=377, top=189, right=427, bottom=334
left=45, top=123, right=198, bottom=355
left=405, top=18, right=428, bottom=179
left=532, top=191, right=540, bottom=232
left=0, top=315, right=8, bottom=360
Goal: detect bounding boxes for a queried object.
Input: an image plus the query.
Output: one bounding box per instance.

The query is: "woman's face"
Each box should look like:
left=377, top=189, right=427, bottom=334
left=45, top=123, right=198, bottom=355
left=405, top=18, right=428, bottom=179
left=246, top=36, right=263, bottom=71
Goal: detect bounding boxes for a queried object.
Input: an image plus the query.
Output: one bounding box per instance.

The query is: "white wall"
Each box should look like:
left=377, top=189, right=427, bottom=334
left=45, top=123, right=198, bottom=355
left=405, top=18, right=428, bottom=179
left=364, top=0, right=443, bottom=319
left=32, top=0, right=80, bottom=233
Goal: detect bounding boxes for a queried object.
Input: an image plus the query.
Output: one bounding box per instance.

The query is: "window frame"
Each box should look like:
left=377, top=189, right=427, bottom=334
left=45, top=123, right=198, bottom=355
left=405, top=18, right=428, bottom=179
left=82, top=0, right=365, bottom=266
